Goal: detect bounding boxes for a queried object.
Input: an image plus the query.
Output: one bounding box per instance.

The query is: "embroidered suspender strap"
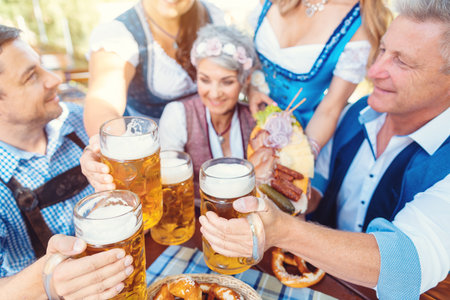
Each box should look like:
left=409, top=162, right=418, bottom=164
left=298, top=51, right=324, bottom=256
left=2, top=132, right=88, bottom=257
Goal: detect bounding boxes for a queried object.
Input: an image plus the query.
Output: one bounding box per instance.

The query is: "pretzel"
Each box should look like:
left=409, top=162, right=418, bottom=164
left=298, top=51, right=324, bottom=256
left=167, top=277, right=202, bottom=300
left=199, top=283, right=244, bottom=300
left=271, top=247, right=325, bottom=288
left=153, top=276, right=243, bottom=300
left=154, top=284, right=174, bottom=300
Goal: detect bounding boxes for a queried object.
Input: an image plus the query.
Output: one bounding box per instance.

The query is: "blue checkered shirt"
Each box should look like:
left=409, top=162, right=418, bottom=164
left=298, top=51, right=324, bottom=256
left=0, top=102, right=94, bottom=277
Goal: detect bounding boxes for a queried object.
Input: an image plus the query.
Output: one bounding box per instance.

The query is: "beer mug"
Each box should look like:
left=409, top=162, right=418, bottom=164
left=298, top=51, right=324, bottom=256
left=151, top=151, right=195, bottom=245
left=100, top=116, right=162, bottom=231
left=200, top=157, right=258, bottom=275
left=74, top=190, right=147, bottom=299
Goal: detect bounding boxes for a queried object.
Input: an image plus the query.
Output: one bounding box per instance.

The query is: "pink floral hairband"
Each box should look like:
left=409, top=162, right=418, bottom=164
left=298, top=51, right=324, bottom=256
left=191, top=38, right=253, bottom=70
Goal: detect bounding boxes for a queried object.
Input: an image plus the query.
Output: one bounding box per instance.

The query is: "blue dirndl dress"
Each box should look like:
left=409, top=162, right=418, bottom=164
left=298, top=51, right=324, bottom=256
left=254, top=0, right=362, bottom=127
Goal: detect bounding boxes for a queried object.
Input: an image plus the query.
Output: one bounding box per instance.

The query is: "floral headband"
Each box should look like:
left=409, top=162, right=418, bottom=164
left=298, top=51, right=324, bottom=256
left=191, top=38, right=253, bottom=70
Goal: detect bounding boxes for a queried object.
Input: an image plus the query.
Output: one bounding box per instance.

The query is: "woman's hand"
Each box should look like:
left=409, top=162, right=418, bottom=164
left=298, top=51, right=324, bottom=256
left=248, top=86, right=276, bottom=116
left=47, top=235, right=133, bottom=300
left=80, top=135, right=115, bottom=192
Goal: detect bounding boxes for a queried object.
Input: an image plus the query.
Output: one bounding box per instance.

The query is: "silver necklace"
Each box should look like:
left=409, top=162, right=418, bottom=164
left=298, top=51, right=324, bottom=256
left=303, top=0, right=328, bottom=17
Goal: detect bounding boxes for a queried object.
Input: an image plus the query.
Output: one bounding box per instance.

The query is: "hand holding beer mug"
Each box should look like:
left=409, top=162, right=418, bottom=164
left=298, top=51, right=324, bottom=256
left=100, top=116, right=162, bottom=230
left=151, top=151, right=195, bottom=245
left=74, top=190, right=147, bottom=299
left=199, top=158, right=263, bottom=275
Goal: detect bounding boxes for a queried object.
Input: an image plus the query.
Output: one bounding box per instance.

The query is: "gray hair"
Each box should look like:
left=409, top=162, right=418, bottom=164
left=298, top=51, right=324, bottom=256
left=394, top=0, right=450, bottom=74
left=191, top=25, right=257, bottom=84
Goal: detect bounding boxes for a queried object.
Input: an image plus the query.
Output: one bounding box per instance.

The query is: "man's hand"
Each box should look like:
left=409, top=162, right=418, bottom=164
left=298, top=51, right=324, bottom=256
left=47, top=235, right=133, bottom=300
left=80, top=134, right=115, bottom=191
left=199, top=196, right=284, bottom=258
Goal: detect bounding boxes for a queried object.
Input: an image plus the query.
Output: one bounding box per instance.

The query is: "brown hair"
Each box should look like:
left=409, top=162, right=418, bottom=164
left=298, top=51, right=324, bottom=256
left=0, top=25, right=20, bottom=54
left=360, top=0, right=393, bottom=67
left=175, top=1, right=210, bottom=81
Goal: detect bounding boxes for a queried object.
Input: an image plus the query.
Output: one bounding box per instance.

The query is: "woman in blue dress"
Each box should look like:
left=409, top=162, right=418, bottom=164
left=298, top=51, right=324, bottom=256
left=248, top=0, right=392, bottom=157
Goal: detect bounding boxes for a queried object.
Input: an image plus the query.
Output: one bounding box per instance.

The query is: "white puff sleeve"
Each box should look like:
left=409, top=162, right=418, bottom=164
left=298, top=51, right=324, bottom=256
left=88, top=20, right=140, bottom=67
left=333, top=40, right=371, bottom=84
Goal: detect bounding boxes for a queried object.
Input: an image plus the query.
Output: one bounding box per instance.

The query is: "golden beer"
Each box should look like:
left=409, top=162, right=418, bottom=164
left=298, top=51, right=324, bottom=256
left=151, top=151, right=195, bottom=245
left=199, top=158, right=256, bottom=275
left=73, top=190, right=147, bottom=299
left=100, top=117, right=162, bottom=231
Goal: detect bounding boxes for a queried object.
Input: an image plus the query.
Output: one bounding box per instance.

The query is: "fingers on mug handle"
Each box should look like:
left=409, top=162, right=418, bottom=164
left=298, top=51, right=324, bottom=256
left=246, top=213, right=265, bottom=263
left=42, top=253, right=70, bottom=300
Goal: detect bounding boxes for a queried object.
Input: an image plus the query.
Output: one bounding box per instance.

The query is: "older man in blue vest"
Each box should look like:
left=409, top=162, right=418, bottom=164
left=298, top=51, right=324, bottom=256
left=199, top=0, right=450, bottom=298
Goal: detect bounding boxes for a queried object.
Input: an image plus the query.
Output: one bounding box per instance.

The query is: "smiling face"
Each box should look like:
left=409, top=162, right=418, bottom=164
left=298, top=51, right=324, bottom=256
left=367, top=16, right=450, bottom=123
left=0, top=39, right=62, bottom=127
left=147, top=0, right=195, bottom=19
left=197, top=58, right=242, bottom=116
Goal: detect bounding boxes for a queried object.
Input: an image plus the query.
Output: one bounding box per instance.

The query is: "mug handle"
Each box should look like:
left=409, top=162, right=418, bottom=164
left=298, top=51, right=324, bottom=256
left=246, top=212, right=265, bottom=263
left=42, top=253, right=70, bottom=300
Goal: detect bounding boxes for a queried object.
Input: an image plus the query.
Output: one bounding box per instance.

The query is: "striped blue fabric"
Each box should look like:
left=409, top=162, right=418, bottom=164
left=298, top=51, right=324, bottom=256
left=0, top=102, right=94, bottom=277
left=146, top=245, right=333, bottom=300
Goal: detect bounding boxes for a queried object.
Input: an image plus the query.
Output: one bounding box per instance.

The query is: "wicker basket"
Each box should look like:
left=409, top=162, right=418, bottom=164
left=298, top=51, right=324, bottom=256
left=147, top=274, right=262, bottom=300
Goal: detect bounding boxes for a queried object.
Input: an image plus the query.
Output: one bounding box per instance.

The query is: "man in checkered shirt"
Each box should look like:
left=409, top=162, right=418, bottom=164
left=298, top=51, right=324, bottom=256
left=0, top=25, right=133, bottom=299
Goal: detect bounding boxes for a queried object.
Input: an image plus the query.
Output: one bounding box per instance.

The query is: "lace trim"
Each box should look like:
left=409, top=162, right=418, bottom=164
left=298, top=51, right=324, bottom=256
left=333, top=41, right=371, bottom=84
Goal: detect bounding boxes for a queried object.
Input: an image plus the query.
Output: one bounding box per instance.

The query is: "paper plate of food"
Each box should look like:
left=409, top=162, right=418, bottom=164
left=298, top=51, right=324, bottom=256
left=147, top=273, right=262, bottom=300
left=248, top=91, right=314, bottom=216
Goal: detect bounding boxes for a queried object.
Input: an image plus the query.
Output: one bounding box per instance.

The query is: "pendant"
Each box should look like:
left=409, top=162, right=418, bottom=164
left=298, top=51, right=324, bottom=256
left=306, top=7, right=315, bottom=17
left=173, top=42, right=178, bottom=50
left=218, top=135, right=225, bottom=144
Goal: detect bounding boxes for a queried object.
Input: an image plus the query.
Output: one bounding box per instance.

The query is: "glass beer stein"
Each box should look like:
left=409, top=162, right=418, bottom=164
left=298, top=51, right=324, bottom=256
left=200, top=157, right=258, bottom=275
left=151, top=151, right=195, bottom=245
left=100, top=116, right=162, bottom=231
left=73, top=190, right=147, bottom=299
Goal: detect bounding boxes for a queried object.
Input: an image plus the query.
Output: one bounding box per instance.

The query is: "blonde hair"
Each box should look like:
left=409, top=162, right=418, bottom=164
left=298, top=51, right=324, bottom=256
left=360, top=0, right=393, bottom=67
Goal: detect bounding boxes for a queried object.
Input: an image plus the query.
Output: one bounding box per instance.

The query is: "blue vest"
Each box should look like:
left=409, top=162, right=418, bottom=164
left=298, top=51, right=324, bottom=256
left=116, top=6, right=200, bottom=118
left=254, top=0, right=361, bottom=127
left=310, top=97, right=450, bottom=231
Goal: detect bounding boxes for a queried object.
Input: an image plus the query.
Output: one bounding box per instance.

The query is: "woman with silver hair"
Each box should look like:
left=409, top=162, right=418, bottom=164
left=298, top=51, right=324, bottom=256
left=158, top=24, right=257, bottom=194
left=78, top=25, right=257, bottom=197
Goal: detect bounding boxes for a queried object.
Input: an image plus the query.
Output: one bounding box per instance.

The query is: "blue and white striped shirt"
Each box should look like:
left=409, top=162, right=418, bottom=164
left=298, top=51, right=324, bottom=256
left=0, top=102, right=94, bottom=277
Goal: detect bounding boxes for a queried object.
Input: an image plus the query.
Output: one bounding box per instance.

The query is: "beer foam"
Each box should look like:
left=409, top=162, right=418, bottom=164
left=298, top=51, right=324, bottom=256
left=161, top=157, right=193, bottom=185
left=101, top=122, right=159, bottom=160
left=200, top=163, right=254, bottom=198
left=75, top=205, right=141, bottom=245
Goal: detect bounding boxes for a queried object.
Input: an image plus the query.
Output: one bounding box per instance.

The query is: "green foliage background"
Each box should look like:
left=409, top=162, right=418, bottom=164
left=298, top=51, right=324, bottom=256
left=0, top=0, right=129, bottom=68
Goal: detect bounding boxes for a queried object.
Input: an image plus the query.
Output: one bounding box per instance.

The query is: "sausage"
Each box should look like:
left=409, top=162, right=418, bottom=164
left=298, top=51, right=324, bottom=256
left=271, top=179, right=301, bottom=201
left=259, top=184, right=295, bottom=214
left=275, top=164, right=304, bottom=180
left=274, top=169, right=294, bottom=182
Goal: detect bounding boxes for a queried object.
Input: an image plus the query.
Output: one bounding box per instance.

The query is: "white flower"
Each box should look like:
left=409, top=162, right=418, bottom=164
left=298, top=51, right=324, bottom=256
left=251, top=70, right=266, bottom=86
left=222, top=43, right=236, bottom=56
left=260, top=82, right=270, bottom=95
left=196, top=42, right=207, bottom=55
left=251, top=70, right=270, bottom=95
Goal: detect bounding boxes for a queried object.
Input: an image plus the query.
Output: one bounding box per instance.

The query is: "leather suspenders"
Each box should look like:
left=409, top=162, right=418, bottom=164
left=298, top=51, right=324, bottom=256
left=0, top=132, right=89, bottom=258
